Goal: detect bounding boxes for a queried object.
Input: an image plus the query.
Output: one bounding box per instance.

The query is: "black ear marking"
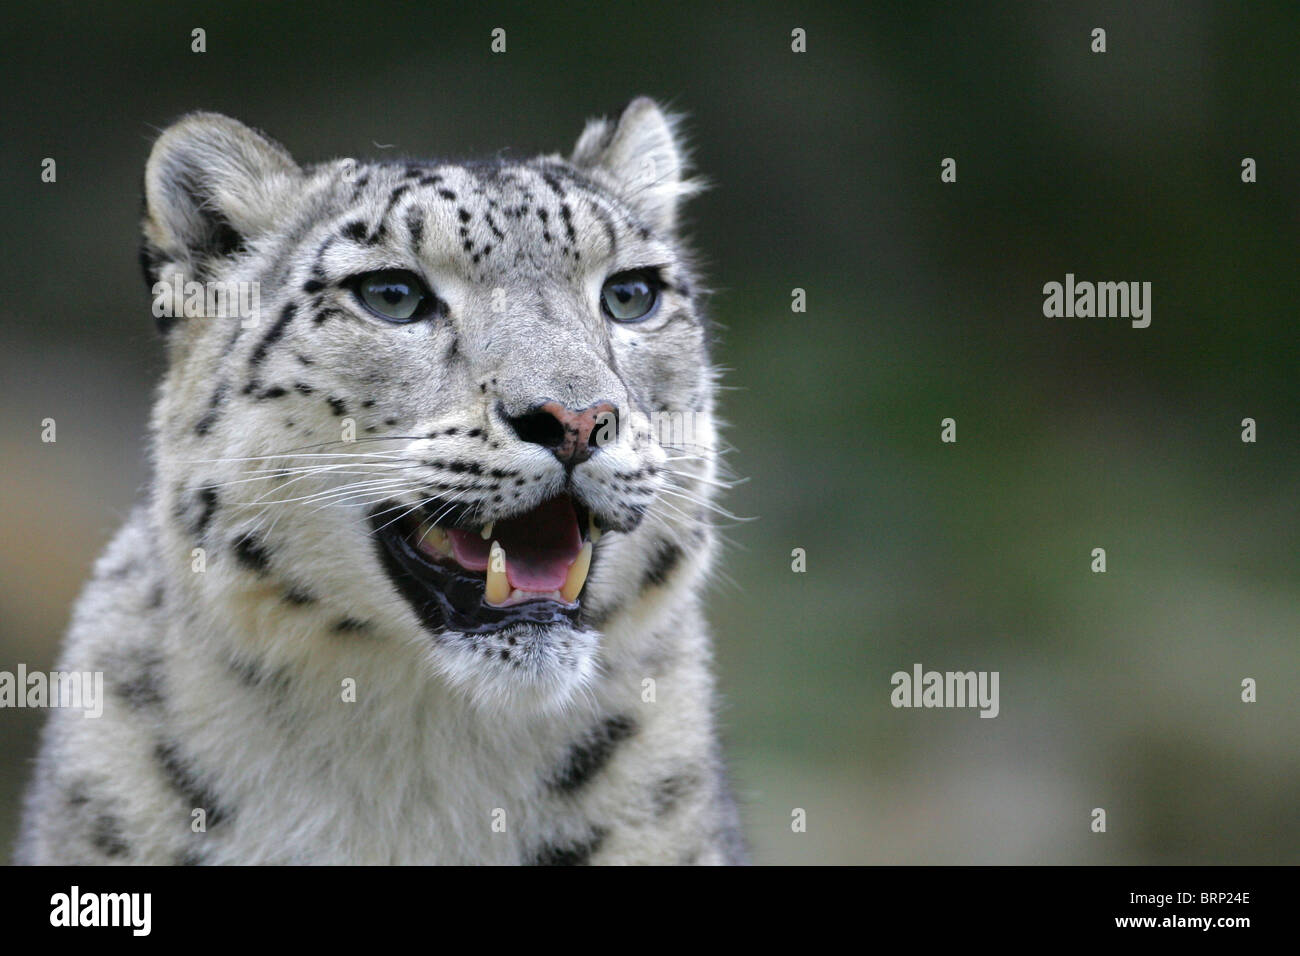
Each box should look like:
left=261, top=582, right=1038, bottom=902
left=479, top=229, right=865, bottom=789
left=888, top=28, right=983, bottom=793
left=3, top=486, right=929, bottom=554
left=148, top=155, right=250, bottom=274
left=169, top=162, right=248, bottom=258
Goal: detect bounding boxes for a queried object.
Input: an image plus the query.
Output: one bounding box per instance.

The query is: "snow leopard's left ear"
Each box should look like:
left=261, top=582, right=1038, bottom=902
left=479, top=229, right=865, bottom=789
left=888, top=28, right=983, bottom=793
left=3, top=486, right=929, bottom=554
left=571, top=97, right=701, bottom=234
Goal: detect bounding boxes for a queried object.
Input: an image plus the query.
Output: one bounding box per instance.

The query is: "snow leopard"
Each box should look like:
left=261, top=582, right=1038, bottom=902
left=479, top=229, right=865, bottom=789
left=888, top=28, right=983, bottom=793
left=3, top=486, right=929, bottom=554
left=16, top=98, right=747, bottom=865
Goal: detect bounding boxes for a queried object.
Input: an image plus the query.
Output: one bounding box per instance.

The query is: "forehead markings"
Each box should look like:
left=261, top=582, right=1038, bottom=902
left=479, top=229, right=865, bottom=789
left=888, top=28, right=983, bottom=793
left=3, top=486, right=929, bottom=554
left=405, top=206, right=424, bottom=258
left=316, top=162, right=651, bottom=289
left=379, top=183, right=412, bottom=224
left=535, top=160, right=654, bottom=259
left=517, top=163, right=630, bottom=263
left=540, top=158, right=659, bottom=244
left=451, top=167, right=565, bottom=269
left=330, top=170, right=460, bottom=253
left=310, top=231, right=339, bottom=275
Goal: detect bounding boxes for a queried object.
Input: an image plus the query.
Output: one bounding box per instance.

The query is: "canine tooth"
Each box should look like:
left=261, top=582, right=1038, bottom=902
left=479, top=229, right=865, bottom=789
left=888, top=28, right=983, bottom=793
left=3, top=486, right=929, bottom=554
left=480, top=521, right=494, bottom=540
left=485, top=541, right=510, bottom=605
left=561, top=541, right=593, bottom=603
left=588, top=513, right=602, bottom=543
left=419, top=522, right=452, bottom=556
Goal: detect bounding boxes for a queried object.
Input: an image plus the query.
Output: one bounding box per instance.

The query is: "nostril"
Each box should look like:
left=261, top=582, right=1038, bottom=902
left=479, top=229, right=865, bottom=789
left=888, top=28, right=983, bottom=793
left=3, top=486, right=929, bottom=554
left=505, top=400, right=619, bottom=466
left=507, top=410, right=567, bottom=449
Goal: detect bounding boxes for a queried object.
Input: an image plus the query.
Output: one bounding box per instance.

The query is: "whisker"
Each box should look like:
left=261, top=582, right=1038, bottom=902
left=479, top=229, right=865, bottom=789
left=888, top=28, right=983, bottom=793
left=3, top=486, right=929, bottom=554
left=226, top=477, right=413, bottom=509
left=656, top=487, right=754, bottom=524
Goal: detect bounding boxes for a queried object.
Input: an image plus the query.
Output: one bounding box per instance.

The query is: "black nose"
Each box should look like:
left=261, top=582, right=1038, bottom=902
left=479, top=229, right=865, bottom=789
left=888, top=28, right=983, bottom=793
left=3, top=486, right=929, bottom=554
left=506, top=401, right=618, bottom=466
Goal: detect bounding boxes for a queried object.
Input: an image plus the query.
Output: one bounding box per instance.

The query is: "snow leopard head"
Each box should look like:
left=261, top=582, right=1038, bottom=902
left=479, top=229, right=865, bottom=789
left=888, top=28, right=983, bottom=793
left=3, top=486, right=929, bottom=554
left=142, top=99, right=721, bottom=710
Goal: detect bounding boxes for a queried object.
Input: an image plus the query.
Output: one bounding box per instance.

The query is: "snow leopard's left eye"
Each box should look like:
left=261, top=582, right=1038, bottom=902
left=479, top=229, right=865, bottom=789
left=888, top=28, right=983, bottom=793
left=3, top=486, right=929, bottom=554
left=600, top=270, right=661, bottom=323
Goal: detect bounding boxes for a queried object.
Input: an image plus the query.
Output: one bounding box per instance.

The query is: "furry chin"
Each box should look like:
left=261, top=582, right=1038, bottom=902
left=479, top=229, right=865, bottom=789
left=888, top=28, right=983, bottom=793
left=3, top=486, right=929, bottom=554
left=418, top=622, right=600, bottom=716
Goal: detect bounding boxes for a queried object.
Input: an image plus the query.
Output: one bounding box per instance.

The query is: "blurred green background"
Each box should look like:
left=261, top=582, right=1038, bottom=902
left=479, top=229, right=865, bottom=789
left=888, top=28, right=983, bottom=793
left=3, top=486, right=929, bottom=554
left=2, top=1, right=1297, bottom=863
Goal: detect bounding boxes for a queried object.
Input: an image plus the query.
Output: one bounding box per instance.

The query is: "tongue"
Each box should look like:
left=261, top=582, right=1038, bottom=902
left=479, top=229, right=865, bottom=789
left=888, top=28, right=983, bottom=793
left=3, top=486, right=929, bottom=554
left=447, top=496, right=583, bottom=592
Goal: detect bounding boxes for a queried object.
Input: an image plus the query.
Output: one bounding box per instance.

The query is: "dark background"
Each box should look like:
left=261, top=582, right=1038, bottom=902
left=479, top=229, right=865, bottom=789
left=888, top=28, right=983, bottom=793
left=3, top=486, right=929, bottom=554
left=1, top=0, right=1297, bottom=863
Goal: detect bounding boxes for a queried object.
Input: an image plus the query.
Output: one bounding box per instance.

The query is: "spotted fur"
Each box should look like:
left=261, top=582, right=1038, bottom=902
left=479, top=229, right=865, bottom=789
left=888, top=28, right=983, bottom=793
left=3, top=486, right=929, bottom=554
left=17, top=99, right=744, bottom=865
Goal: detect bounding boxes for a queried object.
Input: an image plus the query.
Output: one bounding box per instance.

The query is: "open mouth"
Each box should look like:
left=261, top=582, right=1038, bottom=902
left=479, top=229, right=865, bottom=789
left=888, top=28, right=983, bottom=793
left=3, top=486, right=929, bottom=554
left=370, top=495, right=599, bottom=635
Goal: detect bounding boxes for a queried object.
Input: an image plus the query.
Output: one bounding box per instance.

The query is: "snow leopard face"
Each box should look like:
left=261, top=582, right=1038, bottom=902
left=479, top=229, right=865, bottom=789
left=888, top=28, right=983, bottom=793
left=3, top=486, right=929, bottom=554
left=141, top=99, right=719, bottom=710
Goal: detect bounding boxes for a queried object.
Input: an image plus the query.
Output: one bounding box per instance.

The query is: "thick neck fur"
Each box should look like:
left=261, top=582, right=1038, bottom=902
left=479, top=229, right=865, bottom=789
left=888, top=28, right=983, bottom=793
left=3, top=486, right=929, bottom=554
left=130, top=489, right=725, bottom=864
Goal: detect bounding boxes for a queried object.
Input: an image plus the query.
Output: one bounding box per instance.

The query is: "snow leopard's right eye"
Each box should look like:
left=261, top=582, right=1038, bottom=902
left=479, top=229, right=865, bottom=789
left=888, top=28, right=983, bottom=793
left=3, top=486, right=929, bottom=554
left=353, top=269, right=439, bottom=323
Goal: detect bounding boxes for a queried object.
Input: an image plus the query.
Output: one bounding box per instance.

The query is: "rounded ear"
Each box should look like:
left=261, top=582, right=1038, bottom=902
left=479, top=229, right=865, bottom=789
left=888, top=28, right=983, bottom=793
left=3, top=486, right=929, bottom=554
left=141, top=113, right=300, bottom=292
left=571, top=97, right=701, bottom=234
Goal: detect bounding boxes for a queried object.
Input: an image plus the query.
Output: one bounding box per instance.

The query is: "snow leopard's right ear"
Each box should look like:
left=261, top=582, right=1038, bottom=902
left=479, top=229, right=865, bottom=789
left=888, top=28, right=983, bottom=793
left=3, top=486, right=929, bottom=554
left=141, top=113, right=300, bottom=319
left=570, top=97, right=701, bottom=234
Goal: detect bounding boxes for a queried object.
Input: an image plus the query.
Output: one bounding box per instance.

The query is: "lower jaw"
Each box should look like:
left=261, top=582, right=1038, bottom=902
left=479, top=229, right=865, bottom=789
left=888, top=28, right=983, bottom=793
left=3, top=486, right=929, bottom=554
left=369, top=509, right=583, bottom=636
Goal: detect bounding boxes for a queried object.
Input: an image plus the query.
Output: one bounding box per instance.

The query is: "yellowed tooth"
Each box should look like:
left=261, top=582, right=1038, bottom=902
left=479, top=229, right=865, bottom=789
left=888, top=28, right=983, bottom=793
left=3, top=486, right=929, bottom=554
left=418, top=522, right=452, bottom=556
left=485, top=541, right=510, bottom=605
left=560, top=541, right=593, bottom=603
left=588, top=514, right=602, bottom=543
left=480, top=521, right=494, bottom=541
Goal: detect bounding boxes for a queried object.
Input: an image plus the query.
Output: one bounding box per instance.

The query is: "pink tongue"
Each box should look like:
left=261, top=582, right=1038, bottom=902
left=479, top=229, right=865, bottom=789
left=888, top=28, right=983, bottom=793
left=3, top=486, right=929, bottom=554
left=447, top=497, right=582, bottom=592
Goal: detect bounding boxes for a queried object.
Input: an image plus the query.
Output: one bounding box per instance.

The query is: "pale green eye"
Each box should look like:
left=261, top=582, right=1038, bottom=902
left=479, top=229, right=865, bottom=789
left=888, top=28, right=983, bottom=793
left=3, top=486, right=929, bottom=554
left=600, top=271, right=660, bottom=322
left=355, top=269, right=436, bottom=322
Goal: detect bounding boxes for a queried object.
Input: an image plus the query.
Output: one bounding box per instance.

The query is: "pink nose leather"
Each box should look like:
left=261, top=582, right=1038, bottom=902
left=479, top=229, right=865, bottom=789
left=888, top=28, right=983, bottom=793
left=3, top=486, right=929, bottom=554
left=536, top=401, right=617, bottom=465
